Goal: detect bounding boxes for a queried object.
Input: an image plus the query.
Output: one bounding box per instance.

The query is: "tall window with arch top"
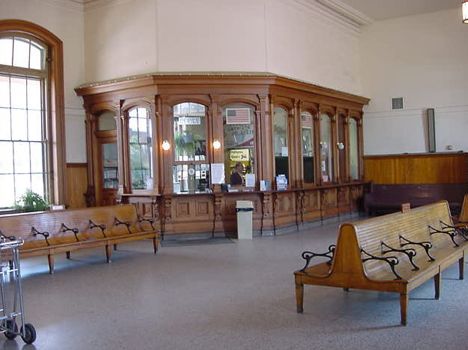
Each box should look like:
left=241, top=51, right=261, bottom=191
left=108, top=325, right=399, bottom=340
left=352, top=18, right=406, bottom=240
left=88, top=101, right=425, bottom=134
left=128, top=107, right=153, bottom=190
left=319, top=113, right=333, bottom=182
left=0, top=34, right=48, bottom=207
left=273, top=107, right=289, bottom=181
left=172, top=102, right=209, bottom=193
left=349, top=118, right=359, bottom=180
left=301, top=111, right=314, bottom=183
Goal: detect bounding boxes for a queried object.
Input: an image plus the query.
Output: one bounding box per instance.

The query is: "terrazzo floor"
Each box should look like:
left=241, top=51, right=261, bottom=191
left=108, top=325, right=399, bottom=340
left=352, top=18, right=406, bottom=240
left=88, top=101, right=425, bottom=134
left=1, top=217, right=468, bottom=350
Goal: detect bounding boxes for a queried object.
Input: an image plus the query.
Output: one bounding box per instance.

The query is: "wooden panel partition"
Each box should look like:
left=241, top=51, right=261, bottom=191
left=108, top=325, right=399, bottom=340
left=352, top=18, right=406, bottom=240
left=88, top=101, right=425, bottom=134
left=364, top=153, right=468, bottom=184
left=66, top=163, right=88, bottom=209
left=76, top=72, right=369, bottom=235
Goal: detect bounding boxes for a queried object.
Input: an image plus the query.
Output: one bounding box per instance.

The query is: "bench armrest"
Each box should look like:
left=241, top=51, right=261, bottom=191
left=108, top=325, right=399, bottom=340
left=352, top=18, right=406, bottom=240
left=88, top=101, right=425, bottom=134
left=300, top=244, right=335, bottom=271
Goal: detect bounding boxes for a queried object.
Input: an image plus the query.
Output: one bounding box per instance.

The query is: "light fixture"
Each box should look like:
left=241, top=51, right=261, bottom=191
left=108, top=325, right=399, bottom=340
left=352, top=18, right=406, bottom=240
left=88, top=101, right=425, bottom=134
left=464, top=1, right=468, bottom=23
left=161, top=140, right=171, bottom=151
left=337, top=142, right=345, bottom=150
left=212, top=139, right=221, bottom=150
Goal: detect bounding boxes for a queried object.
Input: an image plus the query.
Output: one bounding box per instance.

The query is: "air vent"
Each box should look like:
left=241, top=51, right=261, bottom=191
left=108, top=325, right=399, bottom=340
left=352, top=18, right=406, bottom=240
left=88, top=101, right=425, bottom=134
left=392, top=97, right=404, bottom=110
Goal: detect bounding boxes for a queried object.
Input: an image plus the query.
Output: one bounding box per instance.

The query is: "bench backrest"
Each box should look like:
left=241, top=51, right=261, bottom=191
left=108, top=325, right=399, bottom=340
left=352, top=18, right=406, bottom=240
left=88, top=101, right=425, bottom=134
left=330, top=201, right=454, bottom=279
left=0, top=205, right=150, bottom=250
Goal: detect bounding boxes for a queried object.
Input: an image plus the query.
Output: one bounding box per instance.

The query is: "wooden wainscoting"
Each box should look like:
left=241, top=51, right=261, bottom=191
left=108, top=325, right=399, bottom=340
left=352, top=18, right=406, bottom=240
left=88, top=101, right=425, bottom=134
left=364, top=153, right=468, bottom=184
left=66, top=163, right=88, bottom=208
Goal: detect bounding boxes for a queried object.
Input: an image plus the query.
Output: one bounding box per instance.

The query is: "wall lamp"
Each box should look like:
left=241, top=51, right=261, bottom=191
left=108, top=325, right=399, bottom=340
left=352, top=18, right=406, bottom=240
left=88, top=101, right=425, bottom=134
left=212, top=139, right=221, bottom=150
left=337, top=142, right=345, bottom=150
left=161, top=140, right=171, bottom=151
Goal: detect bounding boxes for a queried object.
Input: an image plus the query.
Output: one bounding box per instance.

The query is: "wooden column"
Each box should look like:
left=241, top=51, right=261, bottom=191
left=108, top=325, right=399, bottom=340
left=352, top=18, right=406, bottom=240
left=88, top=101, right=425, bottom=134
left=160, top=97, right=173, bottom=194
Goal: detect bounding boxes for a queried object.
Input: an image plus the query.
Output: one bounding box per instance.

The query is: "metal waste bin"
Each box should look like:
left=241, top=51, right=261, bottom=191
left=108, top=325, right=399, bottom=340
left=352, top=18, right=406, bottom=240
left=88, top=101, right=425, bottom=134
left=236, top=200, right=254, bottom=240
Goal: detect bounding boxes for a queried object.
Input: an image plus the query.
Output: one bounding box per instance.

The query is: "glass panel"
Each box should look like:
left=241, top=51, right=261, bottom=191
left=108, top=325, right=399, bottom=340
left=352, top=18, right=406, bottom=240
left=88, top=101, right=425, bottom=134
left=173, top=103, right=206, bottom=162
left=27, top=79, right=41, bottom=110
left=98, top=111, right=116, bottom=131
left=11, top=109, right=28, bottom=140
left=128, top=107, right=153, bottom=191
left=0, top=142, right=13, bottom=173
left=0, top=175, right=15, bottom=208
left=15, top=174, right=31, bottom=201
left=102, top=143, right=118, bottom=189
left=223, top=104, right=255, bottom=187
left=273, top=107, right=288, bottom=180
left=320, top=114, right=333, bottom=182
left=349, top=118, right=359, bottom=180
left=28, top=110, right=43, bottom=141
left=10, top=77, right=26, bottom=109
left=301, top=112, right=314, bottom=183
left=31, top=173, right=45, bottom=198
left=14, top=142, right=30, bottom=173
left=30, top=142, right=44, bottom=173
left=0, top=75, right=10, bottom=108
left=172, top=163, right=210, bottom=193
left=13, top=38, right=30, bottom=68
left=0, top=38, right=13, bottom=66
left=29, top=42, right=43, bottom=70
left=0, top=108, right=11, bottom=140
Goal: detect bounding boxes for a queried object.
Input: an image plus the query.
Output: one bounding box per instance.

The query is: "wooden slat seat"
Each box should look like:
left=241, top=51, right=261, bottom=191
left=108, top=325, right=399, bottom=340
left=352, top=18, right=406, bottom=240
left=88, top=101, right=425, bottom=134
left=0, top=204, right=160, bottom=274
left=294, top=200, right=468, bottom=325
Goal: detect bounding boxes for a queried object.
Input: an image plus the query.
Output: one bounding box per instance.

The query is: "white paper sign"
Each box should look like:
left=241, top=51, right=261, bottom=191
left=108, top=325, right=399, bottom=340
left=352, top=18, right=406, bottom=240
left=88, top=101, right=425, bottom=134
left=211, top=163, right=225, bottom=184
left=281, top=147, right=288, bottom=156
left=245, top=173, right=255, bottom=188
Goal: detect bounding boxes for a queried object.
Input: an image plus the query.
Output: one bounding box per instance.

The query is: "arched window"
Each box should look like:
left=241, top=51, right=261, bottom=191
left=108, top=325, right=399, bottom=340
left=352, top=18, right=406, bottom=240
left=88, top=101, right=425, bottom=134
left=273, top=107, right=289, bottom=180
left=223, top=103, right=256, bottom=187
left=128, top=107, right=153, bottom=190
left=301, top=111, right=314, bottom=183
left=349, top=118, right=359, bottom=180
left=172, top=102, right=209, bottom=193
left=319, top=114, right=333, bottom=183
left=0, top=20, right=64, bottom=208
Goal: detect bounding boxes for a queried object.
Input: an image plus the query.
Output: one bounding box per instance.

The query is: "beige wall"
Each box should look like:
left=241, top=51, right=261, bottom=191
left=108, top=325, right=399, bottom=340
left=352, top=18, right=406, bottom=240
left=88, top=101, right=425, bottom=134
left=361, top=8, right=468, bottom=155
left=0, top=0, right=87, bottom=163
left=84, top=0, right=363, bottom=95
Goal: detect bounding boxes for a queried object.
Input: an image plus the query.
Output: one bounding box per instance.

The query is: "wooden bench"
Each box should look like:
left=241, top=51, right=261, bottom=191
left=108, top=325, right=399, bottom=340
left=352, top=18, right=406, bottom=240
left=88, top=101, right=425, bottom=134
left=294, top=201, right=468, bottom=325
left=0, top=204, right=160, bottom=274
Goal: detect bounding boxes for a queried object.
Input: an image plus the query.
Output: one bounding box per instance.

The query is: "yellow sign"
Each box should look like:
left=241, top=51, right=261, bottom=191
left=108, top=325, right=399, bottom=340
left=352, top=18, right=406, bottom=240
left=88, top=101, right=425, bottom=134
left=230, top=149, right=249, bottom=161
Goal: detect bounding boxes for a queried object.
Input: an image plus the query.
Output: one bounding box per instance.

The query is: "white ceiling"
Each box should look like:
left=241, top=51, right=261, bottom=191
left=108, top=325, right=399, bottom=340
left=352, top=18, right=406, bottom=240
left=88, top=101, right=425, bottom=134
left=338, top=0, right=462, bottom=21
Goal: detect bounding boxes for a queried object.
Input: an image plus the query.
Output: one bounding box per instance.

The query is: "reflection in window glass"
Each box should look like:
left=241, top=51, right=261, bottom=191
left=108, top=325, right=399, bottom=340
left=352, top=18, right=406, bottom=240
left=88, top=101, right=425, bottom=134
left=102, top=143, right=118, bottom=189
left=223, top=104, right=255, bottom=186
left=320, top=114, right=333, bottom=182
left=128, top=107, right=153, bottom=190
left=98, top=111, right=116, bottom=131
left=273, top=107, right=288, bottom=179
left=301, top=112, right=314, bottom=183
left=173, top=102, right=208, bottom=193
left=349, top=118, right=359, bottom=180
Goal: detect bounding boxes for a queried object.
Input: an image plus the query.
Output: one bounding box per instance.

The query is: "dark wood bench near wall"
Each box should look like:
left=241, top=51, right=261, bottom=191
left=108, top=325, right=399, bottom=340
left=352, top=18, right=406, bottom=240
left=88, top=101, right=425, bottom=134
left=0, top=205, right=160, bottom=274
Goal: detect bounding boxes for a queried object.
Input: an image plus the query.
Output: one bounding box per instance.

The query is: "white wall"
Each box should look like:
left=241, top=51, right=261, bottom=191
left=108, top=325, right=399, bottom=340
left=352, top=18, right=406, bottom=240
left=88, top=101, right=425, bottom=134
left=361, top=8, right=468, bottom=155
left=84, top=0, right=362, bottom=95
left=0, top=0, right=87, bottom=162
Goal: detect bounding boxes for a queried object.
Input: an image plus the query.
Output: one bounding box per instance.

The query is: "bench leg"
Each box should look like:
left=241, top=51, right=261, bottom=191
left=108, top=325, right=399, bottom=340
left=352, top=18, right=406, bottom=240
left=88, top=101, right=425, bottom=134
left=66, top=251, right=71, bottom=259
left=295, top=282, right=304, bottom=313
left=113, top=244, right=118, bottom=251
left=153, top=237, right=159, bottom=254
left=48, top=255, right=55, bottom=274
left=105, top=245, right=112, bottom=263
left=459, top=256, right=465, bottom=280
left=434, top=273, right=441, bottom=300
left=343, top=288, right=350, bottom=292
left=400, top=293, right=408, bottom=326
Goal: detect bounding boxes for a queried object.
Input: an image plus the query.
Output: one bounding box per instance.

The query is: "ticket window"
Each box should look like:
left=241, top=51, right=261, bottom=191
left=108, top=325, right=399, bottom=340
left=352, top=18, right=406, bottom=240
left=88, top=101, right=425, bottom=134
left=223, top=104, right=256, bottom=186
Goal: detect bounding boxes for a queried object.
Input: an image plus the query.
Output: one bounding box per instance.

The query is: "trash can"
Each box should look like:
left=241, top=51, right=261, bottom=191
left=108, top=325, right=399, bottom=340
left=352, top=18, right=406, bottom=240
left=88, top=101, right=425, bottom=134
left=236, top=200, right=254, bottom=240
